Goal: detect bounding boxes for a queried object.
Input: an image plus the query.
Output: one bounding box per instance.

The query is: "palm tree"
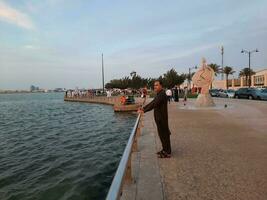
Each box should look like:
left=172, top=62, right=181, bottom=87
left=209, top=63, right=220, bottom=76
left=239, top=68, right=255, bottom=86
left=209, top=63, right=220, bottom=89
left=223, top=66, right=235, bottom=89
left=186, top=72, right=195, bottom=83
left=130, top=71, right=136, bottom=78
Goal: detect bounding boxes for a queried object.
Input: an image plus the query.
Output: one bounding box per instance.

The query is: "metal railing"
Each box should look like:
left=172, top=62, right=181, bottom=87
left=106, top=113, right=142, bottom=200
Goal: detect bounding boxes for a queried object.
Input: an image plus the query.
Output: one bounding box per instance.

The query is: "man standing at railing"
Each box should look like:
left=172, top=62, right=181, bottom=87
left=138, top=80, right=172, bottom=158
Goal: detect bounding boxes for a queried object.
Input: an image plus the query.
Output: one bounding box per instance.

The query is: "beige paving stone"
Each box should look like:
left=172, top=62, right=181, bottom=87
left=158, top=98, right=267, bottom=200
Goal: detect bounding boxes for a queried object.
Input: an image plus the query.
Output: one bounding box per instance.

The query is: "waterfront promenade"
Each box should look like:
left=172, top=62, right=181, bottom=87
left=122, top=98, right=267, bottom=200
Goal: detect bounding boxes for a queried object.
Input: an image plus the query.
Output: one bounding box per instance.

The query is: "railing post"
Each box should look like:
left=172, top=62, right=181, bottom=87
left=124, top=154, right=132, bottom=183
left=136, top=126, right=141, bottom=138
left=132, top=136, right=138, bottom=152
left=140, top=114, right=144, bottom=128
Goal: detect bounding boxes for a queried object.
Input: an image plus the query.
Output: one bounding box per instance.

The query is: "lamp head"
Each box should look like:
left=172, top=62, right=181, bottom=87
left=255, top=49, right=259, bottom=52
left=241, top=49, right=244, bottom=53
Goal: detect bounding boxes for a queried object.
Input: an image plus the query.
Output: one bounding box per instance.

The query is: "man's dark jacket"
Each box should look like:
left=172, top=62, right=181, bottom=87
left=143, top=89, right=171, bottom=135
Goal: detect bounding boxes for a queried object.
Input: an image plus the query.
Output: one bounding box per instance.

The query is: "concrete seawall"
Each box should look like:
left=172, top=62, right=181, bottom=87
left=64, top=96, right=117, bottom=106
left=64, top=96, right=141, bottom=112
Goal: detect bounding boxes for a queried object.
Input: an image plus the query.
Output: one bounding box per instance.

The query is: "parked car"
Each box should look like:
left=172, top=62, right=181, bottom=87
left=226, top=89, right=235, bottom=98
left=234, top=88, right=262, bottom=100
left=209, top=89, right=220, bottom=97
left=218, top=90, right=228, bottom=98
left=218, top=89, right=235, bottom=98
left=257, top=89, right=267, bottom=100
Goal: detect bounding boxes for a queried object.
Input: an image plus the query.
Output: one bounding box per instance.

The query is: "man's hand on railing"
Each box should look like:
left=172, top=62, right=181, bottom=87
left=137, top=107, right=144, bottom=114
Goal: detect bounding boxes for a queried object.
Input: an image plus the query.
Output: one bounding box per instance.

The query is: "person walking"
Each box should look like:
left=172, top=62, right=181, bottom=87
left=138, top=80, right=172, bottom=158
left=173, top=86, right=179, bottom=102
left=166, top=88, right=172, bottom=104
left=183, top=86, right=188, bottom=105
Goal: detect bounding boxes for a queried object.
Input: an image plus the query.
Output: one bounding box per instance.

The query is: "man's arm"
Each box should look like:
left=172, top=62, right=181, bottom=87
left=143, top=91, right=165, bottom=112
left=143, top=99, right=155, bottom=113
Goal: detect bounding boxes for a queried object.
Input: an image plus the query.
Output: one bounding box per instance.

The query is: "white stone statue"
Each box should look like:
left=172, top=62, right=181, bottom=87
left=192, top=58, right=215, bottom=107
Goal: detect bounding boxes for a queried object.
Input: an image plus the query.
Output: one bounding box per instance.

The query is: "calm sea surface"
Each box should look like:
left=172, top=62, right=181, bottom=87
left=0, top=93, right=136, bottom=200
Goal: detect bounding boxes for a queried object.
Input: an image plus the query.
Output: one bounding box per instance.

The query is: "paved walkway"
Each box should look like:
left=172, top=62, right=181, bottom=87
left=121, top=108, right=165, bottom=200
left=122, top=98, right=267, bottom=200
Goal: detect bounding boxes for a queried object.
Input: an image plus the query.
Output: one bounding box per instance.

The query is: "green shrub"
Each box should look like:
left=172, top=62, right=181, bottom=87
left=179, top=93, right=198, bottom=98
left=187, top=93, right=198, bottom=98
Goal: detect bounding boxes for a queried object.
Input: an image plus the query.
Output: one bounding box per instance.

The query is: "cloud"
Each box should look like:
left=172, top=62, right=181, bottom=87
left=0, top=1, right=34, bottom=30
left=163, top=43, right=220, bottom=61
left=24, top=45, right=40, bottom=50
left=109, top=42, right=220, bottom=66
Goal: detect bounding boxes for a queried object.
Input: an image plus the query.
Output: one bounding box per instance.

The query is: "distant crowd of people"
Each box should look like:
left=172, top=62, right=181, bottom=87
left=65, top=89, right=98, bottom=98
left=65, top=86, right=193, bottom=102
left=65, top=88, right=149, bottom=99
left=165, top=87, right=189, bottom=104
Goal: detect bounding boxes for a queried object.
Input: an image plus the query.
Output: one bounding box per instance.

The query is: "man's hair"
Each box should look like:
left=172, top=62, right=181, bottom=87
left=155, top=80, right=163, bottom=86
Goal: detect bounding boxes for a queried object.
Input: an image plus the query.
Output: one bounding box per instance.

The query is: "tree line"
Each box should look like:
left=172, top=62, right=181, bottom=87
left=105, top=65, right=256, bottom=90
left=105, top=68, right=186, bottom=90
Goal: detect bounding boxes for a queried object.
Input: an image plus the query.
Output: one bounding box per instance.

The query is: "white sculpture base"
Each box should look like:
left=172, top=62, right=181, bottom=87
left=195, top=94, right=215, bottom=107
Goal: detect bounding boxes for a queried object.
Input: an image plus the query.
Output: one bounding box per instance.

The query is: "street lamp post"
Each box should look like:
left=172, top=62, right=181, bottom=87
left=241, top=49, right=259, bottom=88
left=188, top=66, right=197, bottom=90
left=102, top=53, right=105, bottom=93
left=221, top=46, right=224, bottom=80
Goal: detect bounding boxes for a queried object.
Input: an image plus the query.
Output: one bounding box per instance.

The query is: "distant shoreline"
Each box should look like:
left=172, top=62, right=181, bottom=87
left=0, top=91, right=65, bottom=95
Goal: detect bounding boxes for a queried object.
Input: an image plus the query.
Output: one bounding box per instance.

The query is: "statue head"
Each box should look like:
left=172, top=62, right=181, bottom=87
left=192, top=58, right=215, bottom=94
left=201, top=57, right=207, bottom=69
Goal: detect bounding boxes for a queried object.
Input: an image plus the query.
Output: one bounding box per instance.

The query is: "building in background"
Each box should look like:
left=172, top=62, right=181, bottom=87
left=179, top=68, right=267, bottom=91
left=212, top=69, right=267, bottom=90
left=30, top=85, right=39, bottom=92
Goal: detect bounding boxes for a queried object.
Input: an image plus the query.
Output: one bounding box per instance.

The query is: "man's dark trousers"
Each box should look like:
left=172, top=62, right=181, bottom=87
left=156, top=121, right=171, bottom=154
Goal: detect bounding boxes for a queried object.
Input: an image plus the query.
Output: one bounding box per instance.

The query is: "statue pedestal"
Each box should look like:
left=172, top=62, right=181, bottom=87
left=195, top=94, right=215, bottom=107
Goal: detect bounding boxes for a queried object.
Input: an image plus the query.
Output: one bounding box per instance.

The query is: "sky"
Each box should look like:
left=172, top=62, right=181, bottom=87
left=0, top=0, right=267, bottom=90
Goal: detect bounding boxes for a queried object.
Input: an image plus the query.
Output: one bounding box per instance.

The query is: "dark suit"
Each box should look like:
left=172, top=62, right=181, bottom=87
left=143, top=89, right=171, bottom=154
